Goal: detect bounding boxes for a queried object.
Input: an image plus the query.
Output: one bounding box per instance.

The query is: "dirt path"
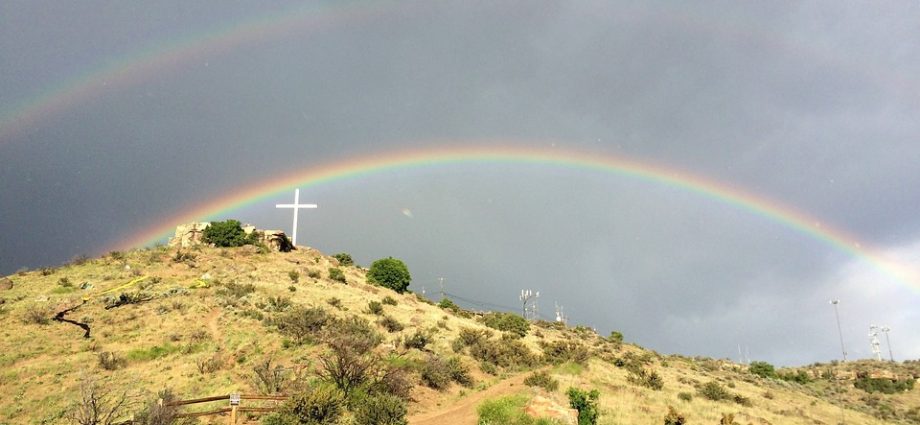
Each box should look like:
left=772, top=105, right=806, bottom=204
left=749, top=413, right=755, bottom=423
left=408, top=372, right=533, bottom=425
left=206, top=307, right=221, bottom=342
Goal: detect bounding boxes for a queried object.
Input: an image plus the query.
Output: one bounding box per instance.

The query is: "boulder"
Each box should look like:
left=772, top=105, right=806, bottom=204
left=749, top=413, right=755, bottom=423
left=0, top=277, right=13, bottom=290
left=168, top=222, right=211, bottom=248
left=524, top=395, right=577, bottom=425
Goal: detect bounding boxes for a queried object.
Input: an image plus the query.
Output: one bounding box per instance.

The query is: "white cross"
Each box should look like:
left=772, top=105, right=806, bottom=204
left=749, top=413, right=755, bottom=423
left=275, top=188, right=317, bottom=247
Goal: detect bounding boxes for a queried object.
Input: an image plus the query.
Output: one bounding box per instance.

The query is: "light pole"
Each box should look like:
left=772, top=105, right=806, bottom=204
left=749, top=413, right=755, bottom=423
left=882, top=326, right=893, bottom=362
left=830, top=300, right=847, bottom=362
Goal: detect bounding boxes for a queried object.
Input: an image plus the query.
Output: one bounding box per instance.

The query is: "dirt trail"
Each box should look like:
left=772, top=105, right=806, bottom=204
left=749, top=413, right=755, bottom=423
left=408, top=372, right=533, bottom=425
left=206, top=308, right=221, bottom=341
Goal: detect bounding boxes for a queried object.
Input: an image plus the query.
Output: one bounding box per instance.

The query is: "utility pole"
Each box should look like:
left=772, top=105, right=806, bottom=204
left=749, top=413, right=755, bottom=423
left=881, top=326, right=894, bottom=362
left=830, top=300, right=847, bottom=362
left=438, top=277, right=445, bottom=300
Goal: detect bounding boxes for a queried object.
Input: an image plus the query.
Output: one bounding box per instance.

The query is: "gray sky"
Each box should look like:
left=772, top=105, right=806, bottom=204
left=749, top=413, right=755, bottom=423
left=2, top=0, right=918, bottom=365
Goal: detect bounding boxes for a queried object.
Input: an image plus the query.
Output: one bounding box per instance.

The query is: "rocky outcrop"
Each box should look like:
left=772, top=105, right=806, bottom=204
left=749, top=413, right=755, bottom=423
left=524, top=395, right=577, bottom=425
left=0, top=277, right=13, bottom=290
left=168, top=222, right=293, bottom=252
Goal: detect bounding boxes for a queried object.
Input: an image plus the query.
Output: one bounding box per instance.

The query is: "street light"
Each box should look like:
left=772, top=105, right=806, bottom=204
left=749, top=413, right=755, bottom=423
left=830, top=300, right=847, bottom=362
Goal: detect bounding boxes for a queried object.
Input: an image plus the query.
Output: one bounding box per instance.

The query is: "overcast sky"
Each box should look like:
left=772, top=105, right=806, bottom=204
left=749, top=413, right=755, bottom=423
left=2, top=1, right=918, bottom=365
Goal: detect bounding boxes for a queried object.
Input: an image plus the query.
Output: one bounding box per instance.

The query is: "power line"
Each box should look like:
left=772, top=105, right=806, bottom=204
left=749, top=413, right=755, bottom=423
left=442, top=291, right=556, bottom=321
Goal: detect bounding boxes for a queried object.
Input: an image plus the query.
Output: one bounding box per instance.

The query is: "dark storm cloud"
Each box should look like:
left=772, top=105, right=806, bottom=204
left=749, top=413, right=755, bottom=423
left=2, top=0, right=918, bottom=364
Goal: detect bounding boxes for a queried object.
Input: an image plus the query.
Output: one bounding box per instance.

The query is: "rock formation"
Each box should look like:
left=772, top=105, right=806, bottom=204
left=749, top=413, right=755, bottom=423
left=168, top=222, right=294, bottom=252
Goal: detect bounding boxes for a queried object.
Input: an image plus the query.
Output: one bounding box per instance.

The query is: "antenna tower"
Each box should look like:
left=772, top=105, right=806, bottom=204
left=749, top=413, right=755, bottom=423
left=869, top=325, right=882, bottom=361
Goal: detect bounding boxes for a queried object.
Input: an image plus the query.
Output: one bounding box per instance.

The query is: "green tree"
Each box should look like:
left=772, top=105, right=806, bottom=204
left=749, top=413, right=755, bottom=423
left=367, top=257, right=411, bottom=293
left=202, top=219, right=257, bottom=247
left=567, top=387, right=600, bottom=425
left=748, top=361, right=777, bottom=379
left=332, top=253, right=354, bottom=266
left=608, top=331, right=624, bottom=344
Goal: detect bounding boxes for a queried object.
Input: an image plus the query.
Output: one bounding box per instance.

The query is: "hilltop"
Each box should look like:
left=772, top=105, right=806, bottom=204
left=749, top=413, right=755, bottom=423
left=0, top=230, right=917, bottom=424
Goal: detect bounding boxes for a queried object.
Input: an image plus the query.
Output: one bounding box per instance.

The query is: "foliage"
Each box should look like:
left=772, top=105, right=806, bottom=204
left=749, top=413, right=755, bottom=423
left=196, top=353, right=224, bottom=374
left=482, top=312, right=530, bottom=337
left=217, top=281, right=256, bottom=298
left=469, top=335, right=538, bottom=369
left=353, top=393, right=407, bottom=425
left=365, top=301, right=383, bottom=315
left=524, top=371, right=560, bottom=392
left=698, top=381, right=732, bottom=402
left=328, top=267, right=346, bottom=283
left=403, top=331, right=431, bottom=350
left=677, top=392, right=692, bottom=402
left=541, top=340, right=590, bottom=365
left=381, top=296, right=398, bottom=306
left=21, top=304, right=52, bottom=325
left=477, top=394, right=561, bottom=425
left=98, top=352, right=126, bottom=371
left=275, top=384, right=344, bottom=425
left=438, top=297, right=460, bottom=312
left=251, top=357, right=291, bottom=394
left=326, top=297, right=342, bottom=309
left=58, top=277, right=73, bottom=287
left=332, top=253, right=354, bottom=266
left=368, top=363, right=414, bottom=400
left=318, top=318, right=382, bottom=398
left=288, top=270, right=300, bottom=283
left=854, top=372, right=916, bottom=394
left=447, top=356, right=474, bottom=387
left=566, top=387, right=600, bottom=425
left=663, top=406, right=687, bottom=425
left=367, top=257, right=412, bottom=293
left=201, top=219, right=258, bottom=247
left=378, top=315, right=404, bottom=333
left=778, top=369, right=812, bottom=384
left=420, top=356, right=453, bottom=390
left=608, top=331, right=624, bottom=344
left=126, top=344, right=179, bottom=362
left=627, top=368, right=664, bottom=390
left=748, top=361, right=777, bottom=379
left=275, top=306, right=329, bottom=345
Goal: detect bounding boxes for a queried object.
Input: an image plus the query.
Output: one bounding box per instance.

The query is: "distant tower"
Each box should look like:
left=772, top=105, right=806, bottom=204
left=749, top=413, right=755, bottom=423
left=554, top=302, right=567, bottom=324
left=869, top=325, right=882, bottom=361
left=520, top=289, right=539, bottom=320
left=881, top=326, right=894, bottom=362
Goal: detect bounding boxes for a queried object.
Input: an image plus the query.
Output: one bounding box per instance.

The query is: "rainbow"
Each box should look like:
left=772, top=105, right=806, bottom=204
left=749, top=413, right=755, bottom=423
left=118, top=145, right=920, bottom=291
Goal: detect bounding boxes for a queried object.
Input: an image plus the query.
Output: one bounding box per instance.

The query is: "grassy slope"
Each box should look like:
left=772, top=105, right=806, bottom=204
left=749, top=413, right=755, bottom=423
left=0, top=245, right=916, bottom=424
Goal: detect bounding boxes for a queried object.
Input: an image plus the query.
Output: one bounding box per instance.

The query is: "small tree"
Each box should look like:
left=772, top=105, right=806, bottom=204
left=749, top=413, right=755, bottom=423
left=608, top=331, right=624, bottom=344
left=202, top=219, right=257, bottom=247
left=567, top=387, right=600, bottom=425
left=332, top=253, right=354, bottom=266
left=748, top=361, right=777, bottom=379
left=367, top=257, right=411, bottom=293
left=68, top=376, right=136, bottom=425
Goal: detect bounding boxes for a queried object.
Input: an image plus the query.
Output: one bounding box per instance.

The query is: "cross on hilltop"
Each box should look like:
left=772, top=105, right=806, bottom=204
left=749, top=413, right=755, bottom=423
left=275, top=188, right=317, bottom=247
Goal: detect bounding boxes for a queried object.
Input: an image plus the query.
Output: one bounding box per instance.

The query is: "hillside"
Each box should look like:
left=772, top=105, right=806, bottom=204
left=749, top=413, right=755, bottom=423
left=1, top=242, right=917, bottom=424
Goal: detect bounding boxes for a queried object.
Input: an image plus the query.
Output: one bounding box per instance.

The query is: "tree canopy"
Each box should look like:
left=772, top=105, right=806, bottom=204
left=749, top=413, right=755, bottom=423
left=367, top=257, right=411, bottom=293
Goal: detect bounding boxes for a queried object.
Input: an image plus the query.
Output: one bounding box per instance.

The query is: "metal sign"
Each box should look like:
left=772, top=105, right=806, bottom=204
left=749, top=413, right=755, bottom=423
left=229, top=394, right=241, bottom=406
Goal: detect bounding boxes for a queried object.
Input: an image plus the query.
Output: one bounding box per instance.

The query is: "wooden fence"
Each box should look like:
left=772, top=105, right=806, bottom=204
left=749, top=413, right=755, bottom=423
left=165, top=394, right=288, bottom=424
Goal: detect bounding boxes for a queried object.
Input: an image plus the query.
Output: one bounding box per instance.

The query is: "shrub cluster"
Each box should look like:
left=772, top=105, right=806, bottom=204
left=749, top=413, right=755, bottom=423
left=202, top=219, right=260, bottom=247
left=274, top=306, right=329, bottom=345
left=332, top=253, right=354, bottom=266
left=523, top=371, right=560, bottom=392
left=540, top=340, right=590, bottom=365
left=627, top=368, right=664, bottom=391
left=402, top=331, right=431, bottom=350
left=98, top=352, right=126, bottom=370
left=482, top=312, right=530, bottom=337
left=328, top=268, right=346, bottom=283
left=381, top=296, right=398, bottom=306
left=854, top=372, right=916, bottom=394
left=664, top=406, right=687, bottom=425
left=365, top=301, right=383, bottom=315
left=469, top=334, right=538, bottom=370
left=567, top=387, right=600, bottom=425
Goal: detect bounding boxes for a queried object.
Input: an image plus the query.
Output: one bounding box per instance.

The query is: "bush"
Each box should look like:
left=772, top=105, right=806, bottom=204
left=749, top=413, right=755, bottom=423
left=447, top=356, right=474, bottom=387
left=608, top=331, right=624, bottom=344
left=98, top=352, right=126, bottom=370
left=854, top=374, right=915, bottom=394
left=354, top=393, right=407, bottom=425
left=134, top=388, right=179, bottom=425
left=438, top=297, right=459, bottom=312
left=367, top=257, right=411, bottom=293
left=482, top=312, right=530, bottom=337
left=541, top=340, right=590, bottom=365
left=328, top=268, right=346, bottom=283
left=567, top=387, right=600, bottom=425
left=663, top=406, right=687, bottom=425
left=196, top=353, right=223, bottom=374
left=478, top=395, right=558, bottom=425
left=420, top=356, right=453, bottom=390
left=332, top=253, right=354, bottom=266
left=251, top=358, right=290, bottom=394
left=469, top=335, right=538, bottom=369
left=524, top=371, right=560, bottom=392
left=58, top=277, right=73, bottom=287
left=307, top=269, right=321, bottom=279
left=698, top=381, right=732, bottom=402
left=748, top=361, right=777, bottom=379
left=627, top=368, right=664, bottom=391
left=369, top=363, right=414, bottom=400
left=378, top=315, right=404, bottom=333
left=22, top=304, right=52, bottom=325
left=275, top=306, right=329, bottom=344
left=403, top=331, right=431, bottom=350
left=217, top=281, right=256, bottom=298
left=381, top=296, right=398, bottom=306
left=318, top=318, right=382, bottom=397
left=677, top=392, right=692, bottom=402
left=365, top=301, right=383, bottom=315
left=326, top=297, right=343, bottom=309
left=779, top=369, right=812, bottom=384
left=455, top=328, right=492, bottom=349
left=276, top=385, right=343, bottom=425
left=288, top=270, right=300, bottom=283
left=202, top=219, right=258, bottom=247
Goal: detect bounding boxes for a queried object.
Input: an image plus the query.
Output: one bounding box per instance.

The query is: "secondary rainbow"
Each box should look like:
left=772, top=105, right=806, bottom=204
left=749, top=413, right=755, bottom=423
left=118, top=145, right=920, bottom=291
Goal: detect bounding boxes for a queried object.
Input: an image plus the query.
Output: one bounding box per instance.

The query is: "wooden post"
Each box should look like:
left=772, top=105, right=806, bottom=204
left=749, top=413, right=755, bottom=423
left=229, top=405, right=237, bottom=425
left=229, top=393, right=241, bottom=425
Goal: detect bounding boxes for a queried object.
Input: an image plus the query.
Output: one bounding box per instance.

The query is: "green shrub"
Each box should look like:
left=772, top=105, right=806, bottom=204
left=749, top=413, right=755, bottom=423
left=217, top=281, right=256, bottom=298
left=126, top=344, right=179, bottom=361
left=469, top=335, right=537, bottom=369
left=477, top=394, right=559, bottom=425
left=21, top=304, right=52, bottom=325
left=367, top=257, right=411, bottom=293
left=524, top=371, right=560, bottom=392
left=854, top=373, right=916, bottom=394
left=354, top=393, right=407, bottom=425
left=366, top=301, right=383, bottom=315
left=275, top=306, right=329, bottom=344
left=567, top=387, right=600, bottom=425
left=369, top=363, right=414, bottom=400
left=438, top=297, right=459, bottom=312
left=698, top=381, right=732, bottom=401
left=58, top=277, right=73, bottom=287
left=447, top=357, right=474, bottom=387
left=98, top=352, right=126, bottom=370
left=627, top=368, right=664, bottom=390
left=328, top=268, right=346, bottom=283
left=482, top=312, right=529, bottom=337
left=608, top=331, right=624, bottom=344
left=202, top=219, right=258, bottom=247
left=326, top=297, right=343, bottom=309
left=378, top=315, right=404, bottom=333
left=307, top=269, right=321, bottom=279
left=332, top=253, right=354, bottom=266
left=420, top=356, right=453, bottom=390
left=403, top=331, right=431, bottom=350
left=748, top=361, right=777, bottom=379
left=288, top=270, right=300, bottom=283
left=663, top=406, right=686, bottom=425
left=778, top=369, right=812, bottom=384
left=134, top=388, right=179, bottom=425
left=677, top=392, right=692, bottom=402
left=455, top=328, right=492, bottom=349
left=276, top=384, right=344, bottom=425
left=382, top=296, right=398, bottom=306
left=541, top=340, right=590, bottom=365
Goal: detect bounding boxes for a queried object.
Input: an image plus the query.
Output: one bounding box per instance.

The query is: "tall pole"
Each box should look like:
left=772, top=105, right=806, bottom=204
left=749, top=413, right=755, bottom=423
left=882, top=327, right=893, bottom=362
left=830, top=300, right=847, bottom=362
